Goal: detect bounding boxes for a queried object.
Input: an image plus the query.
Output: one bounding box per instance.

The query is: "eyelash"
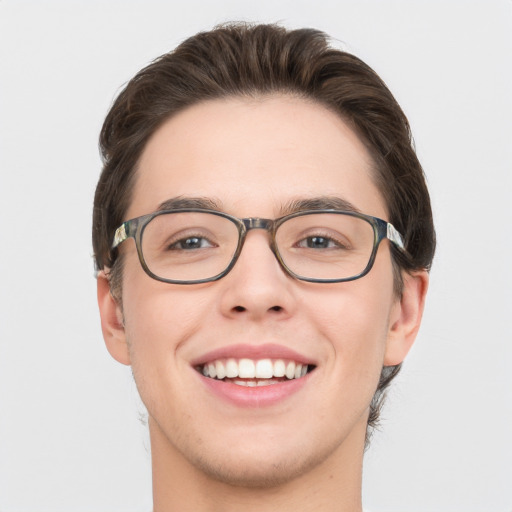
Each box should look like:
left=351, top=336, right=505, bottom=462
left=294, top=229, right=351, bottom=250
left=166, top=234, right=216, bottom=251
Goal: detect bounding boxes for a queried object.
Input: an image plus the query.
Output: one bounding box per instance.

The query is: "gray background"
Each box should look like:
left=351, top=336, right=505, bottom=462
left=0, top=1, right=511, bottom=511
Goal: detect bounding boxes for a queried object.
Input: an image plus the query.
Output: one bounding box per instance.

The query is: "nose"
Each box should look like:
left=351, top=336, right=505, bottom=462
left=218, top=229, right=297, bottom=321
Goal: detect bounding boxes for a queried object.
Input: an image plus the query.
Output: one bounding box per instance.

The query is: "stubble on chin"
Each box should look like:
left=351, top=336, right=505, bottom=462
left=160, top=423, right=353, bottom=490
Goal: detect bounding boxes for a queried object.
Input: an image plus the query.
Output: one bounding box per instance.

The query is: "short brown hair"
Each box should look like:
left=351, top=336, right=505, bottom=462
left=93, top=22, right=435, bottom=440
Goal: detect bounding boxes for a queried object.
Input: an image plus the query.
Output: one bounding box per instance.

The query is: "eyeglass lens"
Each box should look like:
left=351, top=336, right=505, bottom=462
left=141, top=211, right=376, bottom=282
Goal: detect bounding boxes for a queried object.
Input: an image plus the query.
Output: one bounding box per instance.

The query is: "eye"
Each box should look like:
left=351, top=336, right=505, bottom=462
left=296, top=235, right=346, bottom=250
left=168, top=236, right=215, bottom=250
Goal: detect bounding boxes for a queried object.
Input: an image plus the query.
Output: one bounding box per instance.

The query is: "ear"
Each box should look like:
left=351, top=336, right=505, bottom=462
left=384, top=270, right=429, bottom=366
left=97, top=271, right=131, bottom=366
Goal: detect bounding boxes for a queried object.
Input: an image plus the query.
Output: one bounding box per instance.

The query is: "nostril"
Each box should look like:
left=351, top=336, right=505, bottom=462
left=270, top=305, right=283, bottom=312
left=233, top=305, right=246, bottom=312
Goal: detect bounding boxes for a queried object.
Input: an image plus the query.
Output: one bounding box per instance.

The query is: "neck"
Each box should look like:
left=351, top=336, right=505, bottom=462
left=150, top=416, right=366, bottom=512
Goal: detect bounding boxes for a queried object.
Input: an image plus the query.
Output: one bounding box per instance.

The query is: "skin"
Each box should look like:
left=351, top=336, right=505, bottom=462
left=97, top=96, right=428, bottom=512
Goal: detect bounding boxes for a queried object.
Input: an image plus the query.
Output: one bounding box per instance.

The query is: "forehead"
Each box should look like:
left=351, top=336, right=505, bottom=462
left=128, top=96, right=387, bottom=220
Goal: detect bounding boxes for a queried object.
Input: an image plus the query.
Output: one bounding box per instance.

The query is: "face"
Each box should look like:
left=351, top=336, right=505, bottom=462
left=99, top=96, right=421, bottom=487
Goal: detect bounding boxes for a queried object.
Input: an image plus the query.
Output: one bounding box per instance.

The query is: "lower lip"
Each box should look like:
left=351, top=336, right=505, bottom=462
left=199, top=373, right=310, bottom=407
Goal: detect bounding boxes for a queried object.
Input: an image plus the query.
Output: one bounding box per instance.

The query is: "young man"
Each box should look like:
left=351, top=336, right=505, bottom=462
left=94, top=23, right=435, bottom=511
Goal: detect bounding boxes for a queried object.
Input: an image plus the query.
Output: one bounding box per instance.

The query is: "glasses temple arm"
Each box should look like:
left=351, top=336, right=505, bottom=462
left=112, top=222, right=128, bottom=249
left=386, top=223, right=405, bottom=251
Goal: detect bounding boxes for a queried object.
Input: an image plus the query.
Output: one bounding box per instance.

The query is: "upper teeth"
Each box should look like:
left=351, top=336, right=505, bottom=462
left=201, top=358, right=309, bottom=380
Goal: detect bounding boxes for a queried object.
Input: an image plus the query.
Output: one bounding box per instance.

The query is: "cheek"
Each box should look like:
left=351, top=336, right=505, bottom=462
left=311, top=290, right=389, bottom=365
left=310, top=275, right=393, bottom=338
left=123, top=286, right=204, bottom=357
left=304, top=257, right=396, bottom=375
left=120, top=255, right=207, bottom=375
left=121, top=272, right=209, bottom=420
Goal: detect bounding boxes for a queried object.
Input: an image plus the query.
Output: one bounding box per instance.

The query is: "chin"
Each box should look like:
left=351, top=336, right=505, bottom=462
left=181, top=436, right=338, bottom=489
left=195, top=454, right=314, bottom=488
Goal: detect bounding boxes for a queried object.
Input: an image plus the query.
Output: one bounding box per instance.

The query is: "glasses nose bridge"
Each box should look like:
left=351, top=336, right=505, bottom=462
left=239, top=217, right=279, bottom=257
left=242, top=217, right=274, bottom=233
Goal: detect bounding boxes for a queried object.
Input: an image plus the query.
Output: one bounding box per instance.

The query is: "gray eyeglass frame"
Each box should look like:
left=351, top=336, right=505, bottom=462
left=112, top=208, right=406, bottom=284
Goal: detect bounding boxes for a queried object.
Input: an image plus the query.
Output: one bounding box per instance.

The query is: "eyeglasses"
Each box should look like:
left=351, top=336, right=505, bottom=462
left=112, top=208, right=406, bottom=284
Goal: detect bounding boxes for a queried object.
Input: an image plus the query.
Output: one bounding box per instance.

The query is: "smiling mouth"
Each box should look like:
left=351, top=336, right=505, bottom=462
left=196, top=358, right=315, bottom=387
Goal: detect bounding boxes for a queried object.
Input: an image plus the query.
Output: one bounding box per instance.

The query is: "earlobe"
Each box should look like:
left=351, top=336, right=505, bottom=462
left=384, top=270, right=429, bottom=366
left=97, top=271, right=131, bottom=366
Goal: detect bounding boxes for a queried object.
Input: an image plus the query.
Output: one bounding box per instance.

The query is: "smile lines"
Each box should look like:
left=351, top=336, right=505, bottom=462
left=199, top=358, right=313, bottom=386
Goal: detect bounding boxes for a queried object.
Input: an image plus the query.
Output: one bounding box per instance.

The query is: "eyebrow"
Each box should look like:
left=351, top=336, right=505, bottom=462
left=156, top=196, right=223, bottom=212
left=278, top=196, right=361, bottom=216
left=156, top=195, right=361, bottom=217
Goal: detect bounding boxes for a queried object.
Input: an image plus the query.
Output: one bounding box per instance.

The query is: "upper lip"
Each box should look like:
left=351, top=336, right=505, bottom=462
left=190, top=343, right=317, bottom=367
